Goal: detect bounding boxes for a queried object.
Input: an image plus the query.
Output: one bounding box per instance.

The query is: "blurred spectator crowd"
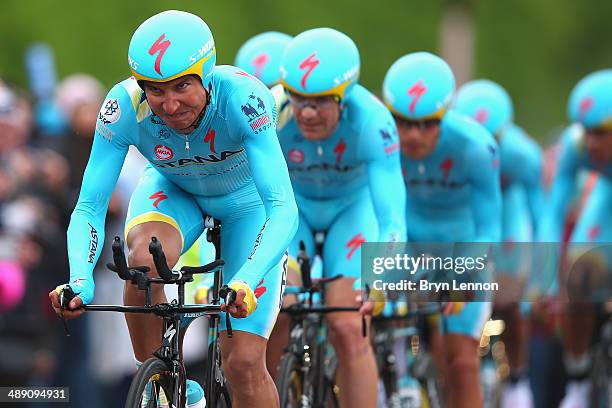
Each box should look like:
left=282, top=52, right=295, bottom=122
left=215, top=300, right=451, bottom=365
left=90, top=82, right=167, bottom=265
left=0, top=68, right=145, bottom=406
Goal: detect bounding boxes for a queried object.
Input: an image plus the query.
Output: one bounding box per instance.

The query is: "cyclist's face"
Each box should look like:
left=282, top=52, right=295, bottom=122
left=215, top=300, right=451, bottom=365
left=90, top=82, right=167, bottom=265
left=394, top=116, right=441, bottom=160
left=585, top=128, right=612, bottom=164
left=142, top=75, right=206, bottom=132
left=288, top=92, right=341, bottom=140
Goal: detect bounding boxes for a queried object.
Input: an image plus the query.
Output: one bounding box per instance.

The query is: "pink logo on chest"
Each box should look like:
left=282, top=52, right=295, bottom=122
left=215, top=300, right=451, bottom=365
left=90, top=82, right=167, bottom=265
left=155, top=145, right=174, bottom=161
left=288, top=148, right=305, bottom=163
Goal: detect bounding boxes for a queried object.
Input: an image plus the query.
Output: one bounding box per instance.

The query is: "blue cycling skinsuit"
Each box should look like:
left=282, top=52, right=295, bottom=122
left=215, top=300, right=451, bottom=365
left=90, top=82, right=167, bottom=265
left=540, top=124, right=612, bottom=244
left=401, top=110, right=502, bottom=338
left=496, top=124, right=543, bottom=279
left=67, top=66, right=298, bottom=338
left=275, top=84, right=407, bottom=278
left=539, top=125, right=612, bottom=290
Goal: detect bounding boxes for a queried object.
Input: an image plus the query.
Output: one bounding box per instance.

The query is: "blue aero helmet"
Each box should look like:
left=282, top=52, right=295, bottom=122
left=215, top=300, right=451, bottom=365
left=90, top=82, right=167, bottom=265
left=280, top=27, right=360, bottom=101
left=128, top=10, right=216, bottom=89
left=453, top=79, right=513, bottom=134
left=567, top=69, right=612, bottom=131
left=235, top=32, right=292, bottom=87
left=382, top=52, right=455, bottom=120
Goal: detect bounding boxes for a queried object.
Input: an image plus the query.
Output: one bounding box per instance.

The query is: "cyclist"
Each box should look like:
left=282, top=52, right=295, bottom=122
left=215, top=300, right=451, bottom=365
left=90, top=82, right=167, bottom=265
left=270, top=27, right=407, bottom=407
left=383, top=52, right=502, bottom=408
left=235, top=31, right=292, bottom=87
left=453, top=79, right=543, bottom=407
left=48, top=10, right=298, bottom=408
left=538, top=69, right=612, bottom=408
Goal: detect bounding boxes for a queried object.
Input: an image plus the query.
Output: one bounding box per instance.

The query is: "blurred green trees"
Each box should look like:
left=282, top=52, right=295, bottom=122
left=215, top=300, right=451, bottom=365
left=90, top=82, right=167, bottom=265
left=1, top=0, right=610, bottom=141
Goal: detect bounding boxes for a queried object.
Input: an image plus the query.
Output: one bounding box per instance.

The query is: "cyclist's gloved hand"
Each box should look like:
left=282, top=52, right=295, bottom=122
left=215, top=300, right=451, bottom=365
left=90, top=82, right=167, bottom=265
left=225, top=280, right=258, bottom=318
left=354, top=279, right=386, bottom=317
left=70, top=277, right=94, bottom=305
left=442, top=302, right=465, bottom=315
left=287, top=256, right=300, bottom=276
left=48, top=283, right=88, bottom=320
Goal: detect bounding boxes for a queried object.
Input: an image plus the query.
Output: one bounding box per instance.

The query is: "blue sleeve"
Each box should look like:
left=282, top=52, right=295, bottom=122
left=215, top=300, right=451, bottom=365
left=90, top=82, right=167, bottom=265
left=464, top=129, right=502, bottom=242
left=537, top=127, right=582, bottom=242
left=226, top=84, right=298, bottom=290
left=358, top=109, right=407, bottom=242
left=66, top=86, right=133, bottom=303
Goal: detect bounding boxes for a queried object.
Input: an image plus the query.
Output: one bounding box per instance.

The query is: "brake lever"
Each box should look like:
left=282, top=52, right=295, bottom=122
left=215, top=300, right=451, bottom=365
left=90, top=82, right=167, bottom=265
left=59, top=286, right=78, bottom=336
left=361, top=284, right=370, bottom=338
left=219, top=286, right=236, bottom=338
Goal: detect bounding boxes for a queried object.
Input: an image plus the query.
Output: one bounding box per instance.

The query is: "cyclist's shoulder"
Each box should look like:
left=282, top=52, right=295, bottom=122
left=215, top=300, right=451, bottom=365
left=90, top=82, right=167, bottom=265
left=344, top=85, right=395, bottom=143
left=559, top=123, right=586, bottom=151
left=213, top=65, right=274, bottom=115
left=501, top=124, right=540, bottom=158
left=213, top=65, right=271, bottom=99
left=442, top=110, right=495, bottom=150
left=212, top=66, right=276, bottom=138
left=95, top=77, right=145, bottom=142
left=269, top=84, right=293, bottom=131
left=344, top=85, right=391, bottom=122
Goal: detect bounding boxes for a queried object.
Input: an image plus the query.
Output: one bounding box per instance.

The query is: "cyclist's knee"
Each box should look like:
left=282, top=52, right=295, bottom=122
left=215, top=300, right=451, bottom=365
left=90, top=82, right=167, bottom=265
left=223, top=347, right=266, bottom=393
left=127, top=229, right=181, bottom=277
left=328, top=315, right=368, bottom=356
left=446, top=353, right=479, bottom=382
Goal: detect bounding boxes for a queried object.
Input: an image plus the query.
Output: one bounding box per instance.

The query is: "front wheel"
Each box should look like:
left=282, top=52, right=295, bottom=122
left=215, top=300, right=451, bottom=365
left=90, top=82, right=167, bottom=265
left=206, top=340, right=232, bottom=408
left=125, top=358, right=177, bottom=408
left=276, top=352, right=304, bottom=407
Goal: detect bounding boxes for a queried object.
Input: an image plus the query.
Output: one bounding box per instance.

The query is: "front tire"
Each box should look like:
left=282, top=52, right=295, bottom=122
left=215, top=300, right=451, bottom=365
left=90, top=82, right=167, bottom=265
left=276, top=352, right=303, bottom=407
left=125, top=358, right=176, bottom=408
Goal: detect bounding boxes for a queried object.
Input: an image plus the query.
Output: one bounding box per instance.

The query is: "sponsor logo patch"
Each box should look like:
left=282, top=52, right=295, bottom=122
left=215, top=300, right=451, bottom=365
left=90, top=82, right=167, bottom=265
left=440, top=157, right=454, bottom=182
left=154, top=149, right=244, bottom=168
left=95, top=122, right=114, bottom=141
left=204, top=128, right=216, bottom=153
left=149, top=34, right=171, bottom=76
left=346, top=233, right=366, bottom=261
left=254, top=278, right=267, bottom=299
left=158, top=128, right=170, bottom=140
left=248, top=219, right=269, bottom=260
left=88, top=223, right=98, bottom=264
left=99, top=98, right=121, bottom=124
left=380, top=127, right=399, bottom=155
left=189, top=38, right=214, bottom=65
left=288, top=148, right=304, bottom=163
left=241, top=94, right=272, bottom=134
left=128, top=55, right=139, bottom=71
left=155, top=145, right=174, bottom=161
left=149, top=191, right=168, bottom=208
left=474, top=108, right=489, bottom=124
left=252, top=53, right=269, bottom=79
left=334, top=139, right=346, bottom=163
left=299, top=53, right=320, bottom=89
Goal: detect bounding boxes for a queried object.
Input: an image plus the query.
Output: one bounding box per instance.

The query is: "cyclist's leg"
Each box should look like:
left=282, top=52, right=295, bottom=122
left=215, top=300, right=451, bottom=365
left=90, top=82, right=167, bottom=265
left=323, top=188, right=379, bottom=408
left=438, top=302, right=491, bottom=408
left=124, top=167, right=205, bottom=362
left=200, top=182, right=285, bottom=406
left=561, top=176, right=612, bottom=406
left=266, top=209, right=315, bottom=379
left=495, top=185, right=534, bottom=406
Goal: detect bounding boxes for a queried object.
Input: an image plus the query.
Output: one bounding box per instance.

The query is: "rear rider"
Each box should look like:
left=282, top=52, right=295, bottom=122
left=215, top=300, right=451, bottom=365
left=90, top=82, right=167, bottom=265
left=235, top=31, right=292, bottom=87
left=383, top=52, right=502, bottom=408
left=49, top=10, right=298, bottom=408
left=539, top=69, right=612, bottom=408
left=453, top=79, right=543, bottom=408
left=271, top=27, right=407, bottom=408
